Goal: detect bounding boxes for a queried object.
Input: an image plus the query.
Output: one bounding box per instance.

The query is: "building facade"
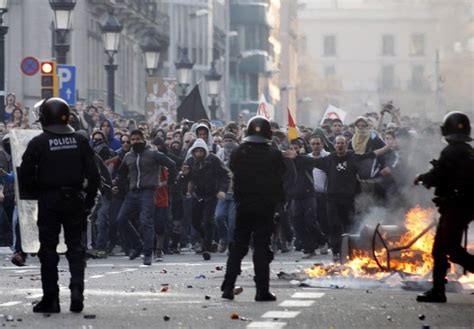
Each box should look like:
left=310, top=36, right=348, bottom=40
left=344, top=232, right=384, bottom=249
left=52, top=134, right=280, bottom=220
left=297, top=0, right=468, bottom=124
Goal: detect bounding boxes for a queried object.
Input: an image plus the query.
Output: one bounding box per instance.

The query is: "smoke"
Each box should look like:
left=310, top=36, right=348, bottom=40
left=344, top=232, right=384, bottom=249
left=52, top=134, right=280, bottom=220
left=355, top=128, right=445, bottom=232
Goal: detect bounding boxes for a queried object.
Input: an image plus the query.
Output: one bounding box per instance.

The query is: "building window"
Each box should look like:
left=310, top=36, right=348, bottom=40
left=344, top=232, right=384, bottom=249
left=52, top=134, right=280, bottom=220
left=323, top=35, right=336, bottom=56
left=381, top=65, right=395, bottom=90
left=411, top=65, right=426, bottom=91
left=410, top=33, right=425, bottom=56
left=382, top=34, right=395, bottom=56
left=324, top=65, right=336, bottom=77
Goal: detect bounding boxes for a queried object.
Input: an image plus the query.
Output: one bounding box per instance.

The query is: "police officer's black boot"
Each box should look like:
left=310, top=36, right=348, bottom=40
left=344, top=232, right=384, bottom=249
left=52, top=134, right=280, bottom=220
left=70, top=285, right=84, bottom=313
left=417, top=277, right=446, bottom=303
left=221, top=274, right=238, bottom=300
left=254, top=277, right=276, bottom=302
left=33, top=294, right=60, bottom=313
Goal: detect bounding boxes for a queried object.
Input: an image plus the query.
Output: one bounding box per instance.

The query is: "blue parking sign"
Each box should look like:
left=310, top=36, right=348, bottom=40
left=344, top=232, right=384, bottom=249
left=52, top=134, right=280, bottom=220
left=56, top=65, right=76, bottom=105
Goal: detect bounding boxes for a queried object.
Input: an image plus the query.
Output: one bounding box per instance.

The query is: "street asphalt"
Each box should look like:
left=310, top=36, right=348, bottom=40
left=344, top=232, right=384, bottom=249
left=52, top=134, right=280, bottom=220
left=0, top=247, right=472, bottom=329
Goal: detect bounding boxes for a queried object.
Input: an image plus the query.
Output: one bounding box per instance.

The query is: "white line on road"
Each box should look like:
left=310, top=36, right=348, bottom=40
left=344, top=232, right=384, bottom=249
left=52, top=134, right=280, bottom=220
left=278, top=300, right=315, bottom=307
left=25, top=294, right=43, bottom=299
left=247, top=321, right=287, bottom=328
left=0, top=301, right=22, bottom=307
left=88, top=275, right=105, bottom=279
left=261, top=311, right=300, bottom=319
left=291, top=292, right=325, bottom=299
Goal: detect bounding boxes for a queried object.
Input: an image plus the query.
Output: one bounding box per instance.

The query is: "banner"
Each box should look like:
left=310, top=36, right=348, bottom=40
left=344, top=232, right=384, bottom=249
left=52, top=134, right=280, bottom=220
left=257, top=94, right=275, bottom=121
left=146, top=77, right=178, bottom=126
left=320, top=104, right=347, bottom=125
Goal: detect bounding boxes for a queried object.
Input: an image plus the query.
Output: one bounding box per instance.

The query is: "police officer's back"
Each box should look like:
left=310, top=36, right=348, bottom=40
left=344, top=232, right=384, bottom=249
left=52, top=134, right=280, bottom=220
left=415, top=111, right=474, bottom=303
left=20, top=98, right=100, bottom=313
left=222, top=116, right=285, bottom=302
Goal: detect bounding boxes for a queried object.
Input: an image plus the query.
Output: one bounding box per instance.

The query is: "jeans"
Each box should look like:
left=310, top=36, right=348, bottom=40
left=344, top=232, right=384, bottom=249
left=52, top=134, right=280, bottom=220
left=215, top=194, right=236, bottom=244
left=95, top=196, right=111, bottom=251
left=117, top=189, right=155, bottom=256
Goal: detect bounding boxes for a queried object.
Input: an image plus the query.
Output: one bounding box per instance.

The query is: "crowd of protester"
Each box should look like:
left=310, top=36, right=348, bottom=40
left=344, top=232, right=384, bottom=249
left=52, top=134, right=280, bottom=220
left=0, top=94, right=444, bottom=266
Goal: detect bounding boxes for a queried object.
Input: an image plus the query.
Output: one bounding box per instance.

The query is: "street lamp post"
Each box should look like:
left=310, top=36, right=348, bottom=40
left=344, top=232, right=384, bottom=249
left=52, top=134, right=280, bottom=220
left=0, top=0, right=8, bottom=121
left=140, top=31, right=161, bottom=77
left=100, top=11, right=122, bottom=112
left=174, top=47, right=193, bottom=104
left=205, top=61, right=222, bottom=120
left=49, top=0, right=76, bottom=64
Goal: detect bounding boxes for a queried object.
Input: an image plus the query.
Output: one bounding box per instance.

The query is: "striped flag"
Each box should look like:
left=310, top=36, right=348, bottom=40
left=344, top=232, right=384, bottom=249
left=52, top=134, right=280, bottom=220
left=287, top=108, right=299, bottom=142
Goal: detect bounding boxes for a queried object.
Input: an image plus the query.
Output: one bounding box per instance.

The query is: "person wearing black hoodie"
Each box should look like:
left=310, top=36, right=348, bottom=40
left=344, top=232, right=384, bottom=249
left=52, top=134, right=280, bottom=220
left=179, top=138, right=230, bottom=261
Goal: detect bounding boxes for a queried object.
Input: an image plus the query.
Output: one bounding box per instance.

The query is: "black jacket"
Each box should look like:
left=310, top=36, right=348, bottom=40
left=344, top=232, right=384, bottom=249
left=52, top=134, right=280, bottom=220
left=419, top=142, right=474, bottom=202
left=294, top=151, right=375, bottom=197
left=20, top=131, right=100, bottom=206
left=230, top=142, right=285, bottom=203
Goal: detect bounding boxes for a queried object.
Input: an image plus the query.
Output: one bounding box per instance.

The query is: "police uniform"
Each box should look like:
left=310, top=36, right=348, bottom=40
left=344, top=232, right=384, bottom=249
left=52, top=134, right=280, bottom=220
left=20, top=98, right=100, bottom=313
left=415, top=111, right=474, bottom=303
left=221, top=116, right=286, bottom=301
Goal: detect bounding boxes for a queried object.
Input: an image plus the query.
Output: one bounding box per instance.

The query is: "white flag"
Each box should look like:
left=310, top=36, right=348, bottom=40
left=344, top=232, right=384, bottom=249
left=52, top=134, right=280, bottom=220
left=320, top=105, right=347, bottom=125
left=257, top=94, right=275, bottom=121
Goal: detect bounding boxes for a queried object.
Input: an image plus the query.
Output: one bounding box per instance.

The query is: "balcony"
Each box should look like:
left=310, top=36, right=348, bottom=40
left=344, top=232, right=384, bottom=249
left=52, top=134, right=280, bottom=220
left=230, top=2, right=272, bottom=27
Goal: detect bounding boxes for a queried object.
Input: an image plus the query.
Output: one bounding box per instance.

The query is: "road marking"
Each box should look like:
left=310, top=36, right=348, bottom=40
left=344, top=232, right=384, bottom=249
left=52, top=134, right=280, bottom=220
left=279, top=300, right=315, bottom=307
left=291, top=292, right=324, bottom=299
left=261, top=311, right=300, bottom=319
left=104, top=271, right=122, bottom=275
left=25, top=294, right=43, bottom=299
left=88, top=275, right=105, bottom=279
left=247, top=321, right=287, bottom=328
left=0, top=301, right=22, bottom=307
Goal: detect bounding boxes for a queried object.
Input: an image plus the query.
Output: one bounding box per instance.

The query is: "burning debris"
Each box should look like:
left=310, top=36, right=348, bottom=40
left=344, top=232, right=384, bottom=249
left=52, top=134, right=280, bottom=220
left=299, top=206, right=474, bottom=290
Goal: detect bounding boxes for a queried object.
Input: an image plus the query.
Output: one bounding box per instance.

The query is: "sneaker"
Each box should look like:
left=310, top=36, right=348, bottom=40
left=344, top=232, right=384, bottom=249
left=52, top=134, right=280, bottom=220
left=218, top=240, right=228, bottom=253
left=210, top=241, right=218, bottom=253
left=416, top=289, right=447, bottom=303
left=332, top=253, right=341, bottom=263
left=33, top=297, right=60, bottom=313
left=193, top=242, right=203, bottom=254
left=70, top=286, right=84, bottom=313
left=302, top=251, right=317, bottom=259
left=143, top=255, right=152, bottom=266
left=154, top=250, right=163, bottom=262
left=319, top=243, right=329, bottom=255
left=11, top=252, right=26, bottom=267
left=96, top=250, right=108, bottom=259
left=129, top=249, right=141, bottom=260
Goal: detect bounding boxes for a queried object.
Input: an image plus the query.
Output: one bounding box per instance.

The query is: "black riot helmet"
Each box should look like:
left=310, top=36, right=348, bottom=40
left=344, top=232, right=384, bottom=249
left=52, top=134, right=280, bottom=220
left=243, top=116, right=272, bottom=143
left=440, top=111, right=472, bottom=142
left=37, top=98, right=74, bottom=134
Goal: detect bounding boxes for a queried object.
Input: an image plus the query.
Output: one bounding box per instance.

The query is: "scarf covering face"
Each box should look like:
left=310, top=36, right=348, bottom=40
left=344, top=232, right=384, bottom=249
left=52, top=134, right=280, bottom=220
left=352, top=126, right=370, bottom=154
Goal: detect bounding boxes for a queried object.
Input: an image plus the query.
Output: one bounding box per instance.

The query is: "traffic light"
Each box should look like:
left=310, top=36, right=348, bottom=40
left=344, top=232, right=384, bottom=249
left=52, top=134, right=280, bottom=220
left=40, top=61, right=58, bottom=99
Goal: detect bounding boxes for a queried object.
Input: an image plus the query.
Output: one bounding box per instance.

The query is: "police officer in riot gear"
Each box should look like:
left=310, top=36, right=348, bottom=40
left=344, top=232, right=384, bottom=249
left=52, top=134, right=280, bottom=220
left=20, top=98, right=100, bottom=313
left=414, top=111, right=474, bottom=303
left=221, top=116, right=286, bottom=301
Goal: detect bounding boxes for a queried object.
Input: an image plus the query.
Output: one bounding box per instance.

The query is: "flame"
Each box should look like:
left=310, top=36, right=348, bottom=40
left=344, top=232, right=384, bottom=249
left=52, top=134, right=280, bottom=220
left=305, top=206, right=437, bottom=278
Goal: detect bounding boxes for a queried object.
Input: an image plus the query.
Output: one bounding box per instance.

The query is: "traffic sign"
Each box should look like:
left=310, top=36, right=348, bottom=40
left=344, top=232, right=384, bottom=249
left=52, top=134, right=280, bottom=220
left=20, top=56, right=40, bottom=76
left=56, top=64, right=76, bottom=105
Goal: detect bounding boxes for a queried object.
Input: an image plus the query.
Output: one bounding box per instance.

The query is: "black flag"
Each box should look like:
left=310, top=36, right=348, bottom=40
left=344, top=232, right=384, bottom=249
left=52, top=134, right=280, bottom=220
left=177, top=85, right=209, bottom=122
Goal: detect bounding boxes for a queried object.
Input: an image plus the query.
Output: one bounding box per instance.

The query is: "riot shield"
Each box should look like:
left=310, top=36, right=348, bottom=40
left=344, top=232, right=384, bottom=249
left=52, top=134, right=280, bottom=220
left=10, top=129, right=67, bottom=253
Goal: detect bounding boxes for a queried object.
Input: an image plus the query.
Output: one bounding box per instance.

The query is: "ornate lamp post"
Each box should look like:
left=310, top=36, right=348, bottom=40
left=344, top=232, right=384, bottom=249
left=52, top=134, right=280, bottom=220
left=49, top=0, right=76, bottom=64
left=204, top=61, right=222, bottom=120
left=140, top=31, right=161, bottom=77
left=100, top=11, right=122, bottom=112
left=174, top=47, right=194, bottom=103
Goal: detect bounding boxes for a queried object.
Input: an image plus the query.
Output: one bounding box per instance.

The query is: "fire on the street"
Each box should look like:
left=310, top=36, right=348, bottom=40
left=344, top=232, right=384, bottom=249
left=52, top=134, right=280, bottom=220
left=305, top=206, right=473, bottom=287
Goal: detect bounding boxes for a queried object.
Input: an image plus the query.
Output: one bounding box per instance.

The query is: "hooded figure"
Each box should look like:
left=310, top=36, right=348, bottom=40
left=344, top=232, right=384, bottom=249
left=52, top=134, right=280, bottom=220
left=193, top=123, right=221, bottom=154
left=217, top=133, right=239, bottom=167
left=100, top=119, right=121, bottom=151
